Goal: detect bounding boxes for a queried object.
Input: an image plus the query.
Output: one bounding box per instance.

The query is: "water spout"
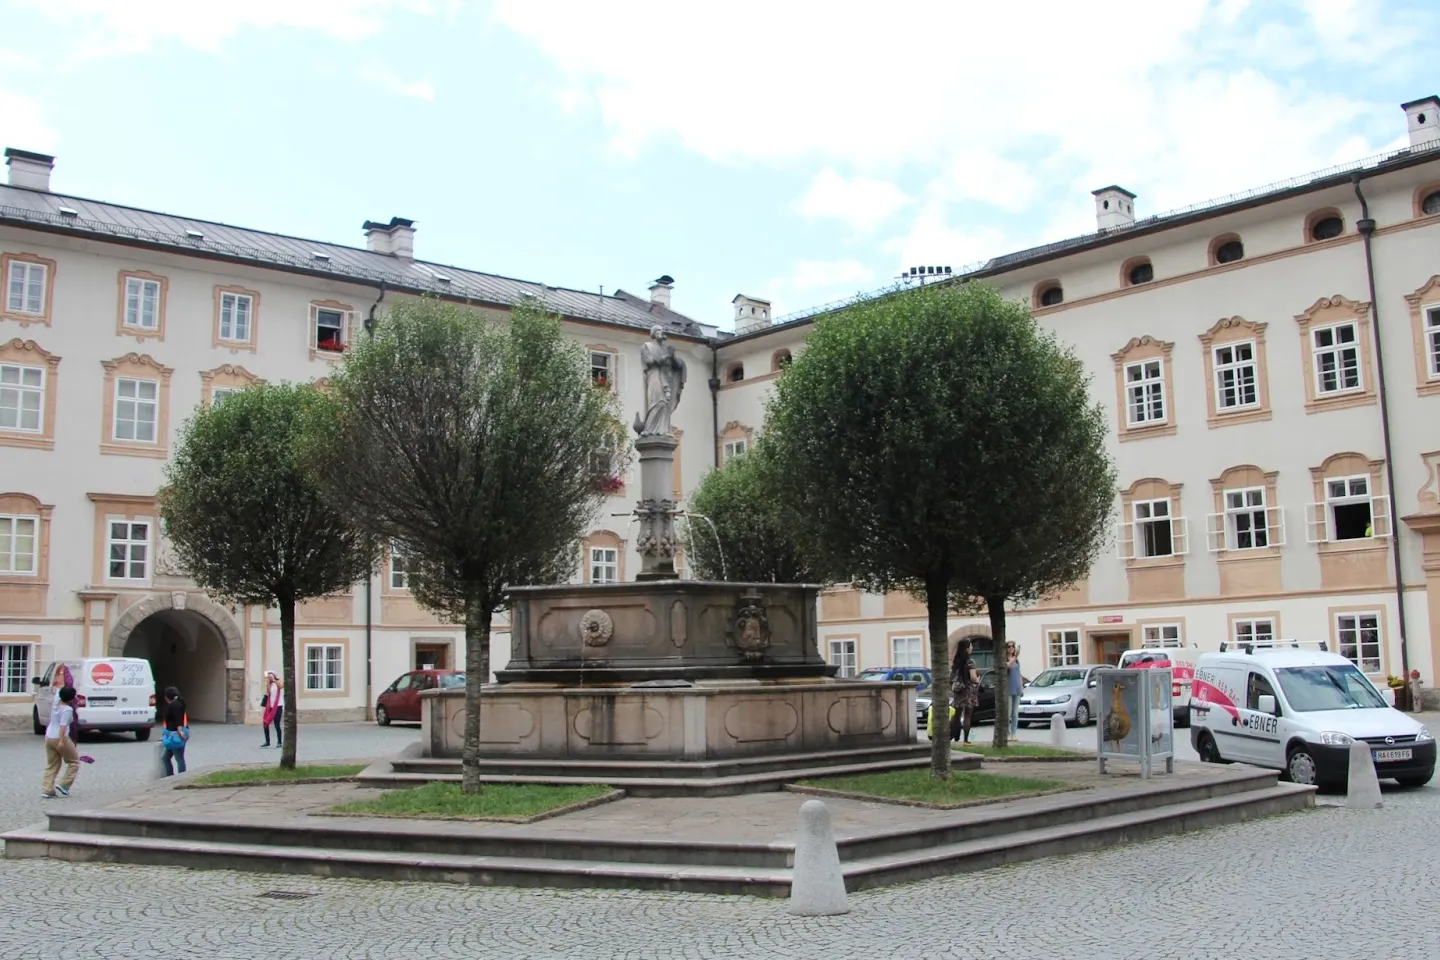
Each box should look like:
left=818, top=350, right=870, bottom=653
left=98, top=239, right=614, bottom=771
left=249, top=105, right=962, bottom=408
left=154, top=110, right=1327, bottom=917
left=679, top=512, right=726, bottom=581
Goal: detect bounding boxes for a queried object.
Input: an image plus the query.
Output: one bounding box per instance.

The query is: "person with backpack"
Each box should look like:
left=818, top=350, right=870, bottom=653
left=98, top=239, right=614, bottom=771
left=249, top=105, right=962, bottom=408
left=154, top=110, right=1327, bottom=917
left=160, top=686, right=190, bottom=776
left=42, top=685, right=81, bottom=798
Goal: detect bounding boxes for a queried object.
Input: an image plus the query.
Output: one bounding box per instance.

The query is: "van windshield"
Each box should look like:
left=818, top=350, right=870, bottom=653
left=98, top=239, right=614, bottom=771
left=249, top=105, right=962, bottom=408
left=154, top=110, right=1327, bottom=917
left=1031, top=669, right=1085, bottom=687
left=1274, top=664, right=1388, bottom=712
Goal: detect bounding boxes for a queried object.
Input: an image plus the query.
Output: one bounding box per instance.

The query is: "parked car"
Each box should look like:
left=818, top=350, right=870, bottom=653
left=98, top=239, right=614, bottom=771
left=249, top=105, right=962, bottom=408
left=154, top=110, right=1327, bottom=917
left=1017, top=665, right=1105, bottom=728
left=857, top=666, right=931, bottom=695
left=916, top=669, right=1031, bottom=731
left=375, top=669, right=465, bottom=725
left=1118, top=642, right=1199, bottom=727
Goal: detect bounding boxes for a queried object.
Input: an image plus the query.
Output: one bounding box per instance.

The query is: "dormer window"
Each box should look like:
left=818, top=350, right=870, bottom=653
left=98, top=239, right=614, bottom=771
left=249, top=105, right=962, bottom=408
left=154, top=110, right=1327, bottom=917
left=1038, top=284, right=1064, bottom=307
left=1214, top=239, right=1244, bottom=264
left=1124, top=259, right=1154, bottom=287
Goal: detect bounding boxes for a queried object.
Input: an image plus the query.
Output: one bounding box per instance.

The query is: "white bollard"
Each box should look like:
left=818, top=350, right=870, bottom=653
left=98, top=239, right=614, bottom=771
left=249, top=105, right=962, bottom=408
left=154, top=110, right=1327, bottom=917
left=1345, top=741, right=1383, bottom=809
left=789, top=800, right=850, bottom=916
left=1049, top=713, right=1067, bottom=746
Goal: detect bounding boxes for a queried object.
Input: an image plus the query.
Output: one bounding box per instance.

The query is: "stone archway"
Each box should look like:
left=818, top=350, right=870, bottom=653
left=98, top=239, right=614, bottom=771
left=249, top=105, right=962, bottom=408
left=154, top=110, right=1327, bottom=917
left=108, top=592, right=245, bottom=723
left=947, top=625, right=996, bottom=671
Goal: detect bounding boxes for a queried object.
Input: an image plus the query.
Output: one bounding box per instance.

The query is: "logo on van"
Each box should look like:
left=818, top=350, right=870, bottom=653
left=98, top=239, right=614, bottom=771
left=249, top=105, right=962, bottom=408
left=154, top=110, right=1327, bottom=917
left=90, top=663, right=114, bottom=686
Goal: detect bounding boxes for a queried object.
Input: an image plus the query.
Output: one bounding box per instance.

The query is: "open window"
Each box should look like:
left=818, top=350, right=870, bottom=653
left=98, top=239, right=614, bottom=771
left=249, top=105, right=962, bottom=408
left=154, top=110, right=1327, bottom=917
left=1118, top=494, right=1188, bottom=559
left=1306, top=474, right=1390, bottom=543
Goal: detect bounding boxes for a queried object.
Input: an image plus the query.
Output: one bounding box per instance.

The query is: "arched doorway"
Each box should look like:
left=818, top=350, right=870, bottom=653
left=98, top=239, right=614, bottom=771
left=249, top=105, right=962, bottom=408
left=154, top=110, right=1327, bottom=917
left=108, top=592, right=245, bottom=723
left=947, top=626, right=996, bottom=671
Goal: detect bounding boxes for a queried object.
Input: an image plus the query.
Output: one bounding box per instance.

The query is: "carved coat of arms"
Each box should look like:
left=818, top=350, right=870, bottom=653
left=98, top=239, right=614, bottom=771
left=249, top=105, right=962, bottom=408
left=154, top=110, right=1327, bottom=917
left=734, top=589, right=771, bottom=660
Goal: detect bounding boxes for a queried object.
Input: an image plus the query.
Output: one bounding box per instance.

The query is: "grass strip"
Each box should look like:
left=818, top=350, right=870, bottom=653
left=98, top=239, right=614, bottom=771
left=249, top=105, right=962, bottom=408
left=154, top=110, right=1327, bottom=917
left=952, top=743, right=1086, bottom=758
left=191, top=763, right=367, bottom=786
left=329, top=781, right=613, bottom=820
left=795, top=768, right=1065, bottom=804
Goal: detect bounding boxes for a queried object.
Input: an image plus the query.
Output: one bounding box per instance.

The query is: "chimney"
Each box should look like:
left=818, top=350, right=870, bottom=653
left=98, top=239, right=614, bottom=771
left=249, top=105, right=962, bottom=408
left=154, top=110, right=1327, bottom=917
left=732, top=294, right=772, bottom=334
left=648, top=274, right=674, bottom=309
left=5, top=148, right=54, bottom=191
left=361, top=217, right=415, bottom=258
left=1402, top=96, right=1440, bottom=149
left=1092, top=185, right=1137, bottom=231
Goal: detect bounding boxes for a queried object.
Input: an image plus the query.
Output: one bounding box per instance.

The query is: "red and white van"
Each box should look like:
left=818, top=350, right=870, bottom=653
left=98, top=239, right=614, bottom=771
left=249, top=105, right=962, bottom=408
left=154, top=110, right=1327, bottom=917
left=32, top=658, right=157, bottom=740
left=1119, top=641, right=1198, bottom=727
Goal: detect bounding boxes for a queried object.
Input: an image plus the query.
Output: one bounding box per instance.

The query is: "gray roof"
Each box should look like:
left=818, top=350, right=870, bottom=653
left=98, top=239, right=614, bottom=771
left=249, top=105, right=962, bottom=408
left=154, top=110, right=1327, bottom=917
left=0, top=184, right=707, bottom=337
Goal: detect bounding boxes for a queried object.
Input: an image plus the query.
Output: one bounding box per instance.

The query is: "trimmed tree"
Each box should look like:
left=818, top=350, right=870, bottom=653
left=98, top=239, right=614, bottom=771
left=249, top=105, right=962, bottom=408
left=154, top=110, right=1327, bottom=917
left=304, top=297, right=625, bottom=793
left=158, top=384, right=376, bottom=770
left=762, top=281, right=1114, bottom=776
left=681, top=441, right=815, bottom=583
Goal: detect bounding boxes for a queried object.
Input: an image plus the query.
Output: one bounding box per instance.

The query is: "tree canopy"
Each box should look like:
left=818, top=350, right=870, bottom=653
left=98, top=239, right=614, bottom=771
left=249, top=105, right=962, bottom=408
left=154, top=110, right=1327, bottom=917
left=304, top=296, right=625, bottom=791
left=763, top=281, right=1114, bottom=770
left=681, top=441, right=815, bottom=583
left=159, top=383, right=376, bottom=769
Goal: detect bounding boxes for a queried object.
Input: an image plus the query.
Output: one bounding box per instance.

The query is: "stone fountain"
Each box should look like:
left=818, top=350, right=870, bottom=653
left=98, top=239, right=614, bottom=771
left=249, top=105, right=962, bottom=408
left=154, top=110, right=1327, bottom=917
left=420, top=326, right=917, bottom=776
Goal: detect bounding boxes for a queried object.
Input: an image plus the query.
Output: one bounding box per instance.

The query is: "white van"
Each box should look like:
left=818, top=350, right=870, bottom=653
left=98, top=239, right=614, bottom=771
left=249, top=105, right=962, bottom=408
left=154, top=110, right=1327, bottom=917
left=1118, top=641, right=1199, bottom=727
left=1190, top=640, right=1434, bottom=788
left=32, top=658, right=157, bottom=741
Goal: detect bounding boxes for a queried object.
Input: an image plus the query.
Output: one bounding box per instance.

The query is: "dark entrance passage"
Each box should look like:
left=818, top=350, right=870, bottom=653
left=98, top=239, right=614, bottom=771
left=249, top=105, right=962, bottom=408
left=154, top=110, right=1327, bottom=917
left=122, top=610, right=229, bottom=722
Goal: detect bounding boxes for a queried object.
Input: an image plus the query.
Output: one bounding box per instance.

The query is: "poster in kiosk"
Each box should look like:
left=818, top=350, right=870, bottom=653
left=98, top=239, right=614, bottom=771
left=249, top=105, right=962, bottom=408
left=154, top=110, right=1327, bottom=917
left=1096, top=667, right=1175, bottom=779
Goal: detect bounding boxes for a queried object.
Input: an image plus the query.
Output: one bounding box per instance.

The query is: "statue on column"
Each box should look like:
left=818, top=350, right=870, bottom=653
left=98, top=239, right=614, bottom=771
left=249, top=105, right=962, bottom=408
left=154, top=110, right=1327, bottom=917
left=633, top=325, right=687, bottom=436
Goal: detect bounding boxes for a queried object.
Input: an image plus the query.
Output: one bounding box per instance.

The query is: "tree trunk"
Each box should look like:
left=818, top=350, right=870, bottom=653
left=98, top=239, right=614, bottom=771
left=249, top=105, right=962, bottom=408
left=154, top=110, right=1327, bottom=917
left=988, top=596, right=1009, bottom=750
left=461, top=596, right=492, bottom=794
left=926, top=573, right=952, bottom=780
left=279, top=594, right=298, bottom=771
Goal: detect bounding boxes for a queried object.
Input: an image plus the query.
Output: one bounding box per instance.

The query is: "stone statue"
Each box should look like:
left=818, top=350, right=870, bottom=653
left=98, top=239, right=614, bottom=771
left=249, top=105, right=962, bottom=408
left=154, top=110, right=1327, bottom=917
left=633, top=325, right=686, bottom=436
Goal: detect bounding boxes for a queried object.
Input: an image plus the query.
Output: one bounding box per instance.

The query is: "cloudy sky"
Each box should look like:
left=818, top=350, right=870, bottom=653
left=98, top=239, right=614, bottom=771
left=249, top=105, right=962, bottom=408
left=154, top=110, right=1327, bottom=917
left=1, top=0, right=1435, bottom=328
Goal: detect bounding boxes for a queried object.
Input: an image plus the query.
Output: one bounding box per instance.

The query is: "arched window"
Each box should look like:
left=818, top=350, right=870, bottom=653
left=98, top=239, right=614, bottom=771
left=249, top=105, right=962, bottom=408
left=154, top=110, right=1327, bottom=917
left=1210, top=235, right=1244, bottom=265
left=1424, top=191, right=1440, bottom=216
left=771, top=349, right=792, bottom=372
left=1122, top=257, right=1154, bottom=287
left=1034, top=281, right=1064, bottom=307
left=726, top=363, right=744, bottom=383
left=1306, top=210, right=1345, bottom=242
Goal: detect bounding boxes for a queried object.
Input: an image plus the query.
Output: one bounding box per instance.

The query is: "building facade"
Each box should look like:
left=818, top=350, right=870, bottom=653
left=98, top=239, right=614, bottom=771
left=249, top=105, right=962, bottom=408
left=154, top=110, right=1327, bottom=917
left=713, top=98, right=1440, bottom=696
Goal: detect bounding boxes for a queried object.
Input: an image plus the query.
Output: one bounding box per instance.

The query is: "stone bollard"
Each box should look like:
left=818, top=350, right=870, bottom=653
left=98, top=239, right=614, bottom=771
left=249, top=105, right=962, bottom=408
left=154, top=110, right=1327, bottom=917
left=1346, top=740, right=1383, bottom=809
left=1049, top=713, right=1067, bottom=746
left=789, top=800, right=850, bottom=916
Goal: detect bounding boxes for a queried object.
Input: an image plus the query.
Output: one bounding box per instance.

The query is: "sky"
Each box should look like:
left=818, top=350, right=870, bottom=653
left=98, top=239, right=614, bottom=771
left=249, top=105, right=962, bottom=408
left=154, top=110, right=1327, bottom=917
left=0, top=0, right=1436, bottom=329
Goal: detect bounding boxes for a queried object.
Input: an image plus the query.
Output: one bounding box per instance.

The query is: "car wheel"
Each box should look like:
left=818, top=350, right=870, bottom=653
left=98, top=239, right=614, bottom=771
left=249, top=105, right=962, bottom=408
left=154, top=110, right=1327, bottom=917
left=135, top=727, right=151, bottom=742
left=1197, top=732, right=1225, bottom=764
left=1073, top=701, right=1091, bottom=727
left=376, top=706, right=391, bottom=726
left=1285, top=745, right=1319, bottom=786
left=1396, top=772, right=1434, bottom=788
left=32, top=707, right=44, bottom=736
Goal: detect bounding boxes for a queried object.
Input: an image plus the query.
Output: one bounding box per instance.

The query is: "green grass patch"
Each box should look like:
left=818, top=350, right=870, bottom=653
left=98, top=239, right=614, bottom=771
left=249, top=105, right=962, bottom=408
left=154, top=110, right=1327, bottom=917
left=329, top=782, right=614, bottom=820
left=192, top=763, right=367, bottom=786
left=952, top=742, right=1084, bottom=758
left=796, top=768, right=1066, bottom=805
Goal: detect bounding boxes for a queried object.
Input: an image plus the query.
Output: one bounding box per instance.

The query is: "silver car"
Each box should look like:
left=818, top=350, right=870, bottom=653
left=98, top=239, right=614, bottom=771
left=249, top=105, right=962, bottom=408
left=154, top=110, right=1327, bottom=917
left=1017, top=665, right=1104, bottom=728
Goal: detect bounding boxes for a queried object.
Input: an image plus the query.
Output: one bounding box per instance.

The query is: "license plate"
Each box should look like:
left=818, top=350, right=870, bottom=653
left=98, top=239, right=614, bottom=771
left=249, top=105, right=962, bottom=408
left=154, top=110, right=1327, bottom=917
left=120, top=709, right=148, bottom=716
left=1020, top=707, right=1047, bottom=714
left=1374, top=748, right=1412, bottom=762
left=88, top=698, right=117, bottom=705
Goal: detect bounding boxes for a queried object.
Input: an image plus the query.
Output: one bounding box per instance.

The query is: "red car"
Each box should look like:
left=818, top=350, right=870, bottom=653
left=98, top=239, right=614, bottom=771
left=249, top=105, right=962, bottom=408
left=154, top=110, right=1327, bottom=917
left=375, top=669, right=465, bottom=725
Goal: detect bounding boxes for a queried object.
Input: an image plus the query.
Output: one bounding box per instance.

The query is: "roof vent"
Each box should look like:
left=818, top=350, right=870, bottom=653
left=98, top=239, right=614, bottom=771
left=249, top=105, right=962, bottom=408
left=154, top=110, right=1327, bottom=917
left=1092, top=185, right=1137, bottom=231
left=4, top=148, right=54, bottom=191
left=311, top=251, right=331, bottom=262
left=57, top=206, right=78, bottom=216
left=1402, top=95, right=1440, bottom=148
left=185, top=229, right=204, bottom=241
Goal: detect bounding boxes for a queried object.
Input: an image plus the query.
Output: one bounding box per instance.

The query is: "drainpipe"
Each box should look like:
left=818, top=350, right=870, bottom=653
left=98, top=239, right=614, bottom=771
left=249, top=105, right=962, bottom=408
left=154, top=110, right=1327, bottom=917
left=1351, top=173, right=1411, bottom=684
left=363, top=283, right=385, bottom=717
left=709, top=344, right=721, bottom=469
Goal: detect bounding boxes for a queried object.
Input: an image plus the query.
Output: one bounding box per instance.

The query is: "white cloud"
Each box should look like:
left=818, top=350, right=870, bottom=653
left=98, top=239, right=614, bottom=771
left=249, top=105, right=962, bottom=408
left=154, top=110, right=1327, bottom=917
left=763, top=259, right=877, bottom=318
left=14, top=0, right=436, bottom=60
left=794, top=169, right=908, bottom=232
left=359, top=65, right=436, bottom=101
left=0, top=89, right=59, bottom=153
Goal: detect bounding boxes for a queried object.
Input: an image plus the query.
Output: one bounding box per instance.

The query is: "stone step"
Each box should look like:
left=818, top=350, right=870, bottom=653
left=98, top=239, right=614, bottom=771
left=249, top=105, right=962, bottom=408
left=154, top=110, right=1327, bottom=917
left=359, top=753, right=965, bottom=798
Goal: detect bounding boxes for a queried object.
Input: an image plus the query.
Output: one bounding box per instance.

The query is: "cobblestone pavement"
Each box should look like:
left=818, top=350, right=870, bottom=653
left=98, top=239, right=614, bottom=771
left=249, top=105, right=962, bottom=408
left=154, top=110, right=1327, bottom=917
left=2, top=723, right=1438, bottom=958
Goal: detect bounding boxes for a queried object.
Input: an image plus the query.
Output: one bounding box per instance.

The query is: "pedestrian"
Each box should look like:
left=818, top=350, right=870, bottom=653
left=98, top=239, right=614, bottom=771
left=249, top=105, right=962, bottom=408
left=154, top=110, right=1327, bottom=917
left=1005, top=640, right=1024, bottom=738
left=42, top=685, right=80, bottom=798
left=160, top=687, right=190, bottom=777
left=950, top=639, right=980, bottom=745
left=261, top=670, right=283, bottom=748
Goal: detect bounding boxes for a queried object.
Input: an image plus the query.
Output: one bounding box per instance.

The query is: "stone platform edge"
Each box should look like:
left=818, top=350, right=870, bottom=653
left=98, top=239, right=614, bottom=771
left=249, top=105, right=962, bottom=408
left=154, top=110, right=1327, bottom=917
left=783, top=782, right=1092, bottom=811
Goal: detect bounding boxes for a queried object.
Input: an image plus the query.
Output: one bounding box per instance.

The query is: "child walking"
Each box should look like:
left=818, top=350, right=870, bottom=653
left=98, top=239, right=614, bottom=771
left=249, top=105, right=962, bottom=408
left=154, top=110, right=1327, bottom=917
left=42, top=685, right=80, bottom=798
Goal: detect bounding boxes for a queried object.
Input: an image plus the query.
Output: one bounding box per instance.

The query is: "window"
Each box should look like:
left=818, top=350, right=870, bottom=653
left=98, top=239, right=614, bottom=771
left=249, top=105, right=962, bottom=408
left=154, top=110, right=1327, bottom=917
left=1426, top=305, right=1440, bottom=380
left=1225, top=488, right=1269, bottom=550
left=1038, top=284, right=1064, bottom=307
left=113, top=378, right=159, bottom=442
left=389, top=543, right=410, bottom=590
left=1310, top=215, right=1344, bottom=241
left=772, top=349, right=793, bottom=371
left=1133, top=499, right=1174, bottom=558
left=1124, top=360, right=1165, bottom=425
left=1046, top=629, right=1081, bottom=666
left=1233, top=618, right=1274, bottom=646
left=1142, top=624, right=1181, bottom=647
left=1213, top=341, right=1258, bottom=410
left=1425, top=191, right=1440, bottom=216
left=305, top=644, right=344, bottom=691
left=1311, top=322, right=1361, bottom=395
left=727, top=363, right=744, bottom=383
left=828, top=639, right=857, bottom=678
left=315, top=309, right=345, bottom=353
left=589, top=351, right=612, bottom=389
left=0, top=363, right=43, bottom=432
left=723, top=438, right=748, bottom=461
left=1127, top=261, right=1154, bottom=285
left=1336, top=613, right=1381, bottom=673
left=1325, top=475, right=1376, bottom=541
left=1214, top=239, right=1244, bottom=264
left=1, top=643, right=32, bottom=695
left=123, top=276, right=161, bottom=330
left=5, top=259, right=46, bottom=315
left=107, top=520, right=150, bottom=580
left=0, top=515, right=38, bottom=574
left=891, top=635, right=923, bottom=668
left=210, top=388, right=240, bottom=407
left=589, top=546, right=618, bottom=584
left=218, top=292, right=253, bottom=343
left=1246, top=671, right=1277, bottom=711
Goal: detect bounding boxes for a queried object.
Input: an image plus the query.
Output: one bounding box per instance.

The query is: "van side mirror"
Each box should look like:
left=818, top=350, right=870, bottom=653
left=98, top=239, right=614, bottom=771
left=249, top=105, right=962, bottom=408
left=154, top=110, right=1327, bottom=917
left=1088, top=680, right=1098, bottom=688
left=1257, top=694, right=1277, bottom=716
